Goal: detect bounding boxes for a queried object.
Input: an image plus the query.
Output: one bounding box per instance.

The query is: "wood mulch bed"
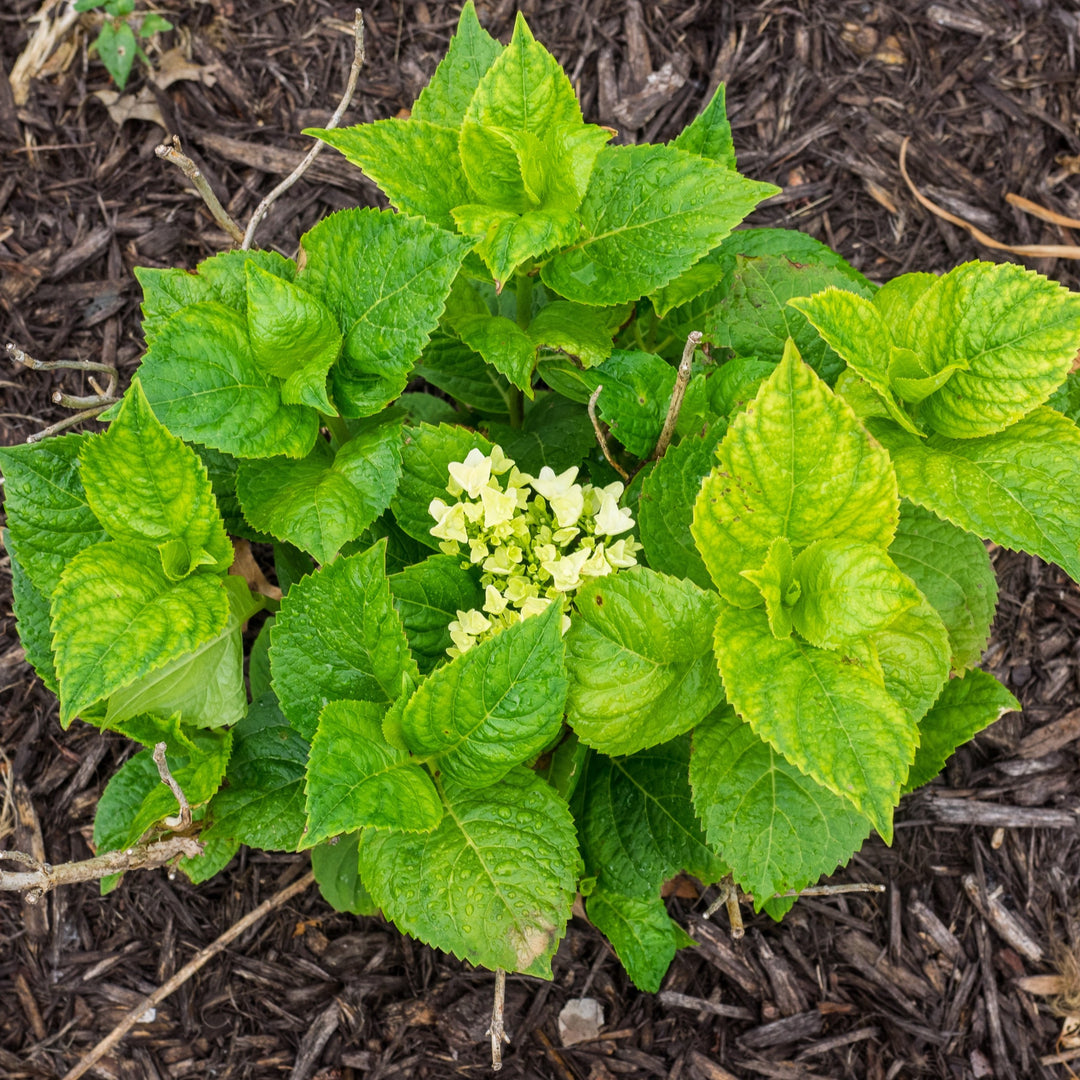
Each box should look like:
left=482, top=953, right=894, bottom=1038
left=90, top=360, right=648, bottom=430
left=2, top=1, right=1079, bottom=1077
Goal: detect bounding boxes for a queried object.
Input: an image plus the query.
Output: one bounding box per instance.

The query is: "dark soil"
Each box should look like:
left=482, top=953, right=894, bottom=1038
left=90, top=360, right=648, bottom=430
left=2, top=1, right=1080, bottom=1078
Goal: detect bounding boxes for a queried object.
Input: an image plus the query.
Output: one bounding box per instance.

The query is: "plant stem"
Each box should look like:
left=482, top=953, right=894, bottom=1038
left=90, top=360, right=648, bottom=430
left=508, top=271, right=534, bottom=429
left=322, top=412, right=350, bottom=448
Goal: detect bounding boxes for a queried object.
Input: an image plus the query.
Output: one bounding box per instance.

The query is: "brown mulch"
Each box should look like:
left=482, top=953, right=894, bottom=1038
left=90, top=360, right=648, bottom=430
left=2, top=0, right=1080, bottom=1077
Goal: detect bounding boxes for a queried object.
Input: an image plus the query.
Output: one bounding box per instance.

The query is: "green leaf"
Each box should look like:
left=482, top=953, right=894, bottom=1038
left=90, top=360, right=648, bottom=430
left=104, top=576, right=257, bottom=730
left=870, top=408, right=1080, bottom=584
left=245, top=263, right=341, bottom=413
left=905, top=669, right=1019, bottom=793
left=94, top=727, right=231, bottom=865
left=178, top=827, right=238, bottom=885
left=458, top=14, right=587, bottom=212
left=355, top=516, right=428, bottom=576
left=51, top=541, right=230, bottom=725
left=309, top=121, right=472, bottom=233
left=389, top=554, right=484, bottom=674
left=397, top=392, right=461, bottom=428
left=708, top=358, right=775, bottom=419
left=359, top=766, right=578, bottom=977
left=453, top=205, right=581, bottom=286
left=587, top=889, right=692, bottom=993
left=135, top=251, right=296, bottom=347
left=712, top=256, right=875, bottom=386
left=692, top=342, right=899, bottom=606
left=638, top=428, right=723, bottom=589
left=690, top=706, right=870, bottom=905
left=391, top=423, right=492, bottom=547
left=448, top=312, right=537, bottom=394
left=139, top=302, right=318, bottom=460
left=1048, top=370, right=1080, bottom=424
left=906, top=262, right=1080, bottom=438
left=649, top=261, right=727, bottom=321
left=542, top=144, right=778, bottom=306
left=298, top=208, right=472, bottom=417
left=870, top=596, right=951, bottom=725
left=566, top=568, right=723, bottom=755
left=415, top=331, right=512, bottom=415
left=81, top=382, right=232, bottom=577
left=528, top=300, right=614, bottom=369
left=401, top=601, right=567, bottom=787
left=713, top=599, right=916, bottom=838
left=270, top=540, right=418, bottom=739
left=7, top=532, right=58, bottom=692
left=411, top=1, right=502, bottom=128
left=138, top=12, right=172, bottom=36
left=539, top=351, right=674, bottom=458
left=106, top=711, right=198, bottom=753
left=237, top=415, right=403, bottom=564
left=483, top=392, right=595, bottom=475
left=0, top=434, right=108, bottom=596
left=303, top=699, right=442, bottom=846
left=95, top=20, right=136, bottom=88
left=576, top=738, right=725, bottom=897
left=311, top=833, right=379, bottom=915
left=202, top=692, right=308, bottom=851
left=672, top=83, right=736, bottom=169
left=790, top=539, right=923, bottom=649
left=889, top=502, right=997, bottom=672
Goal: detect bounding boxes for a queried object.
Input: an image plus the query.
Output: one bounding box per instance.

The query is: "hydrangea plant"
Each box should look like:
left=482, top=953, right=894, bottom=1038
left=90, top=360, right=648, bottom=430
left=4, top=4, right=1080, bottom=994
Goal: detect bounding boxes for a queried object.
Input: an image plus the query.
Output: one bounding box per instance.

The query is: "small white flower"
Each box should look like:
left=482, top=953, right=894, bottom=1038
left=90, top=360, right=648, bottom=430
left=448, top=448, right=492, bottom=499
left=430, top=500, right=469, bottom=543
left=504, top=576, right=535, bottom=604
left=489, top=444, right=514, bottom=475
left=483, top=584, right=508, bottom=615
left=519, top=596, right=552, bottom=620
left=594, top=492, right=634, bottom=537
left=542, top=548, right=590, bottom=592
left=604, top=538, right=639, bottom=568
left=480, top=484, right=517, bottom=528
left=483, top=546, right=515, bottom=575
left=529, top=466, right=585, bottom=528
left=468, top=539, right=489, bottom=564
left=581, top=544, right=613, bottom=578
left=463, top=500, right=485, bottom=524
left=553, top=526, right=580, bottom=546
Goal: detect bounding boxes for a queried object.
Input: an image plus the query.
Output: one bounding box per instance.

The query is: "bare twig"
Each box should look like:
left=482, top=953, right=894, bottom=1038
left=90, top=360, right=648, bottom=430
left=487, top=968, right=511, bottom=1071
left=243, top=9, right=366, bottom=250
left=26, top=403, right=114, bottom=443
left=7, top=343, right=116, bottom=378
left=776, top=882, right=886, bottom=899
left=650, top=330, right=702, bottom=461
left=725, top=887, right=744, bottom=940
left=153, top=743, right=192, bottom=831
left=0, top=837, right=202, bottom=900
left=62, top=870, right=317, bottom=1080
left=587, top=385, right=630, bottom=482
left=899, top=138, right=1080, bottom=259
left=155, top=135, right=245, bottom=245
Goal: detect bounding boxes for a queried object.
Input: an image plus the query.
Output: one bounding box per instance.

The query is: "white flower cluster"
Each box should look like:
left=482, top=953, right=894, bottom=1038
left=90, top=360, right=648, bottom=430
left=429, top=445, right=642, bottom=656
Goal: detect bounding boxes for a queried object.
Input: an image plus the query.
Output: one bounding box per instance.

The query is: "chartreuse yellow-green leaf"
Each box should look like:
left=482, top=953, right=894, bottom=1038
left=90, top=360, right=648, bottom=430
left=302, top=699, right=442, bottom=847
left=80, top=381, right=232, bottom=578
left=6, top=531, right=57, bottom=693
left=359, top=766, right=579, bottom=977
left=790, top=539, right=923, bottom=650
left=245, top=263, right=341, bottom=414
left=138, top=301, right=319, bottom=460
left=452, top=204, right=580, bottom=286
left=0, top=434, right=107, bottom=596
left=51, top=540, right=231, bottom=726
left=795, top=262, right=1080, bottom=439
left=870, top=408, right=1080, bottom=584
left=298, top=208, right=472, bottom=417
left=269, top=539, right=418, bottom=739
left=401, top=600, right=567, bottom=788
left=889, top=502, right=997, bottom=672
left=310, top=121, right=472, bottom=233
left=565, top=568, right=724, bottom=755
left=713, top=598, right=917, bottom=838
left=690, top=706, right=871, bottom=906
left=869, top=596, right=951, bottom=725
left=411, top=1, right=502, bottom=128
left=741, top=536, right=799, bottom=638
left=542, top=144, right=778, bottom=306
left=692, top=340, right=899, bottom=607
left=236, top=413, right=404, bottom=564
left=904, top=670, right=1019, bottom=793
left=672, top=82, right=736, bottom=169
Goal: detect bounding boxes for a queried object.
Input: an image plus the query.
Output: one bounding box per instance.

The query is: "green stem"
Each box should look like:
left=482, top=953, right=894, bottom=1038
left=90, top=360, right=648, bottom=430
left=321, top=412, right=350, bottom=449
left=509, top=271, right=535, bottom=429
